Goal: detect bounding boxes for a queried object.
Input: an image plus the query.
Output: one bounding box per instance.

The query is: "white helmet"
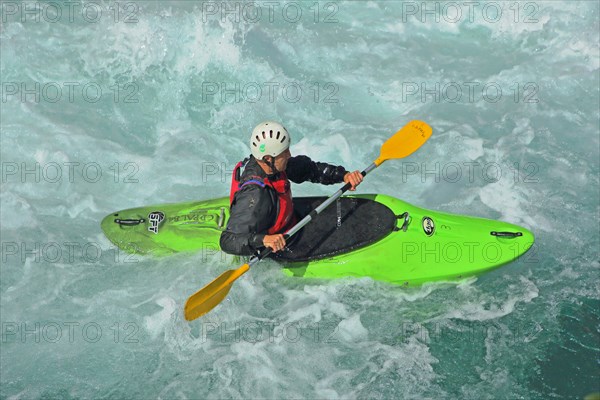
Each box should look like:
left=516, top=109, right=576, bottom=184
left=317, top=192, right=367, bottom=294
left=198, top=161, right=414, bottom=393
left=250, top=121, right=290, bottom=160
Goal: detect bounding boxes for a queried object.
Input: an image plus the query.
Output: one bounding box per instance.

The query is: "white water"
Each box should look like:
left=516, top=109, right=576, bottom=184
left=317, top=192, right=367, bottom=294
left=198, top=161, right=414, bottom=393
left=1, top=1, right=599, bottom=398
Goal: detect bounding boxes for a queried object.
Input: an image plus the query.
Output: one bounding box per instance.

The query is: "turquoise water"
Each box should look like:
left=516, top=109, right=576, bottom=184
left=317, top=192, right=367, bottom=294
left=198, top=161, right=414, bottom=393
left=1, top=1, right=599, bottom=398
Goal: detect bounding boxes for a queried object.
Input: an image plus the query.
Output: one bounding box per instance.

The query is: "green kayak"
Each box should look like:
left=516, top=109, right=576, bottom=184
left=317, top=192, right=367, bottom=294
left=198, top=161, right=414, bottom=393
left=101, top=194, right=534, bottom=285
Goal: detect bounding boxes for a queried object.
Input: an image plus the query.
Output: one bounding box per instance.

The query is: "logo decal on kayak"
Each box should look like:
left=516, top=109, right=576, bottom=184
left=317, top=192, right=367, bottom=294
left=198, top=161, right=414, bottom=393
left=422, top=216, right=435, bottom=236
left=148, top=211, right=165, bottom=234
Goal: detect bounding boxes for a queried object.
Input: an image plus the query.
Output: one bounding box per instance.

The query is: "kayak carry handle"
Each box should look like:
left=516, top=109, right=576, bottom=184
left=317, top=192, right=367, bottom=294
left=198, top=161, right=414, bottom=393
left=394, top=212, right=410, bottom=232
left=491, top=231, right=523, bottom=238
left=115, top=218, right=145, bottom=226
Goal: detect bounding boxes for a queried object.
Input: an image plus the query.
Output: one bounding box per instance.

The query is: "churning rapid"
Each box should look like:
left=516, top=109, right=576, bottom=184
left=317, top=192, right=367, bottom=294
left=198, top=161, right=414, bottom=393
left=1, top=1, right=598, bottom=398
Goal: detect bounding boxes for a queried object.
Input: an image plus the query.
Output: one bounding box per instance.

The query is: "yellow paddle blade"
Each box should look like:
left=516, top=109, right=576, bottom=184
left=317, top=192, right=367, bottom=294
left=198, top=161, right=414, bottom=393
left=374, top=120, right=432, bottom=166
left=184, top=264, right=250, bottom=321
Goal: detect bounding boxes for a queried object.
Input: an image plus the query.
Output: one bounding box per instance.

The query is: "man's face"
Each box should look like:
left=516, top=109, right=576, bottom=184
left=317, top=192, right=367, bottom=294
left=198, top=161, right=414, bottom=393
left=274, top=149, right=291, bottom=172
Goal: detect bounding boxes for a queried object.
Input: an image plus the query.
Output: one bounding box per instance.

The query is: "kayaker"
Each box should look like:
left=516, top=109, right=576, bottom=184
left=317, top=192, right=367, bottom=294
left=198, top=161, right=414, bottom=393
left=220, top=121, right=363, bottom=256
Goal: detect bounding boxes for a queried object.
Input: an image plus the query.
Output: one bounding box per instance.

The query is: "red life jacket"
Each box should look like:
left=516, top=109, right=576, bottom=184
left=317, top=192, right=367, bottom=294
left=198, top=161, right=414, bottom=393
left=230, top=159, right=296, bottom=234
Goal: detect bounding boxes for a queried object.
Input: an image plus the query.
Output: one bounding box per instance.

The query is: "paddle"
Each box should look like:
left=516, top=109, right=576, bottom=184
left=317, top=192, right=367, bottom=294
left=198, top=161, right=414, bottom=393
left=184, top=120, right=432, bottom=321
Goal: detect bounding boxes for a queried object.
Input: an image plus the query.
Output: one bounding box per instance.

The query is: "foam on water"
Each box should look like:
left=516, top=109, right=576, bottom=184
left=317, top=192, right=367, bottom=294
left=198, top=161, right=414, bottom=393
left=1, top=1, right=599, bottom=398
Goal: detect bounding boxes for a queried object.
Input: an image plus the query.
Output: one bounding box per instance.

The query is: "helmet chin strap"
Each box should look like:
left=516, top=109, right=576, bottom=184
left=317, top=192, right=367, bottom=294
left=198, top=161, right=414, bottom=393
left=265, top=157, right=278, bottom=176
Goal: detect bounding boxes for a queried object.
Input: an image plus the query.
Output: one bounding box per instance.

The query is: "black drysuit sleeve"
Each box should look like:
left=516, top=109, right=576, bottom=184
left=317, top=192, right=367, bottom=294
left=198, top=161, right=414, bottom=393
left=219, top=185, right=275, bottom=256
left=285, top=155, right=348, bottom=185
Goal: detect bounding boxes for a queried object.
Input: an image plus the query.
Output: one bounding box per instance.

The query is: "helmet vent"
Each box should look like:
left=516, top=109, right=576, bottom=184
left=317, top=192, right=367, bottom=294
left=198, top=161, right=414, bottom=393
left=250, top=122, right=288, bottom=159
